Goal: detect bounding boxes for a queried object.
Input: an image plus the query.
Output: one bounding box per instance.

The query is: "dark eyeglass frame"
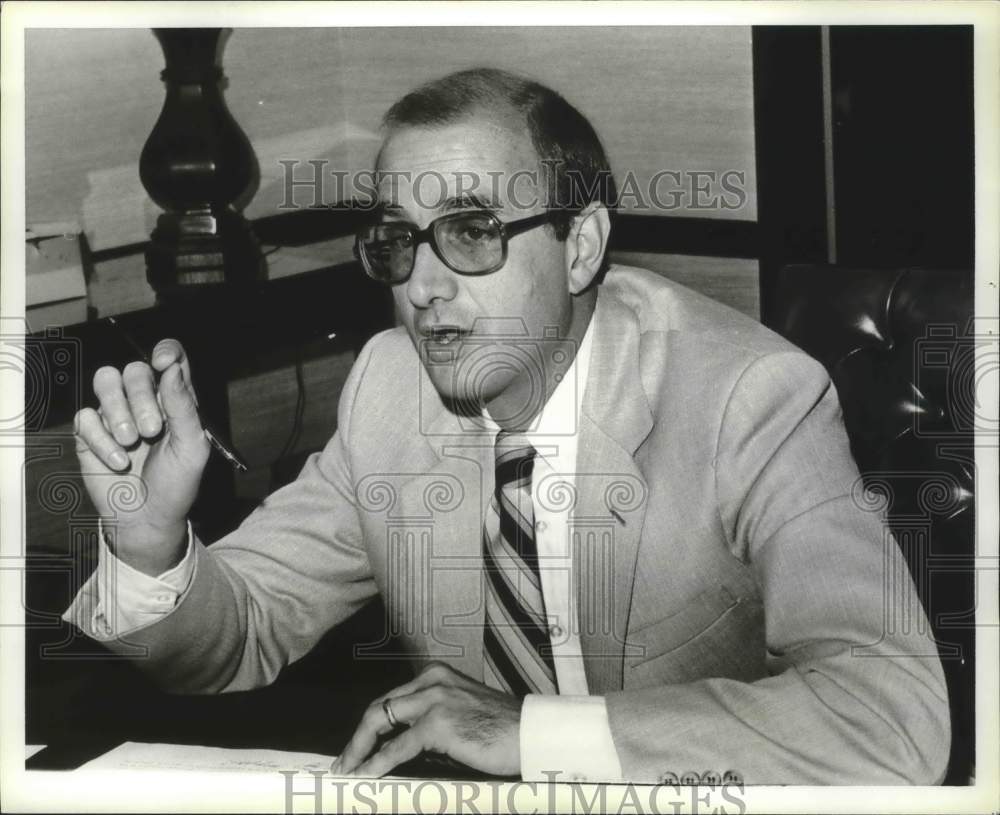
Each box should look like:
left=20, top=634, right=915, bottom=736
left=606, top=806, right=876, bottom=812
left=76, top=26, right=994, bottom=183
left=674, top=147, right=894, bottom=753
left=354, top=209, right=558, bottom=284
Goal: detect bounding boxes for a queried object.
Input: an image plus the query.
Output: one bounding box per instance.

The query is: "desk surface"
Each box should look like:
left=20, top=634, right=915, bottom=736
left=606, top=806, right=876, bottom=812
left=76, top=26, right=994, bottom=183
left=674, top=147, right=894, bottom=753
left=27, top=740, right=488, bottom=781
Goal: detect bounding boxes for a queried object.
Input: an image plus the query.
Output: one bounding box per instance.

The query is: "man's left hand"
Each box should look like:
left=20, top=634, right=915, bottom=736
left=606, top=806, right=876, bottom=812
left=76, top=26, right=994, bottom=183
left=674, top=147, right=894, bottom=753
left=331, top=661, right=522, bottom=778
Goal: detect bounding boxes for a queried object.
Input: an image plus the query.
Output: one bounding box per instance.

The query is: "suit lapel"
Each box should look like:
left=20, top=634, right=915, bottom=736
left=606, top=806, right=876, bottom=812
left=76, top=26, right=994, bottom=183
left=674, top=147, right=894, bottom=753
left=574, top=291, right=653, bottom=694
left=394, top=382, right=494, bottom=679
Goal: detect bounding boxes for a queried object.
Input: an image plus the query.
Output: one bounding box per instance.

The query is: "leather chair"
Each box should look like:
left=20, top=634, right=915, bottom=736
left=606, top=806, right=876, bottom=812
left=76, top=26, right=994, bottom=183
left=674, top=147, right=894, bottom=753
left=770, top=265, right=976, bottom=785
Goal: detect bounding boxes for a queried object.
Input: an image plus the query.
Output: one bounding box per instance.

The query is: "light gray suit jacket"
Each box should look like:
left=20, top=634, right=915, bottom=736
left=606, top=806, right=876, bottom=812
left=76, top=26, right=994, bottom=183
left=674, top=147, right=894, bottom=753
left=83, top=264, right=950, bottom=784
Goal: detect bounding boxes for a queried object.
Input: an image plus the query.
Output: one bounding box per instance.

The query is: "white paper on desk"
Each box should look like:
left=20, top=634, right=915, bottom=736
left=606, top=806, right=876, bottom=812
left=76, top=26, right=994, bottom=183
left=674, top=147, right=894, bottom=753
left=79, top=741, right=338, bottom=773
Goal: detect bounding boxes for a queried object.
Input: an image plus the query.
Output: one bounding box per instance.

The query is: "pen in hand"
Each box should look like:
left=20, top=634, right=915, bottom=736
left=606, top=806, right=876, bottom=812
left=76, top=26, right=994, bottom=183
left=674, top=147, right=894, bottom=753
left=105, top=316, right=249, bottom=472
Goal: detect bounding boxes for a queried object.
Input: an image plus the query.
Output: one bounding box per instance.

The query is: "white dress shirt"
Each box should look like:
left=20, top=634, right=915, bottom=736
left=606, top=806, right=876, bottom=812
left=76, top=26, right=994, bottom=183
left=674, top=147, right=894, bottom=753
left=66, top=317, right=624, bottom=783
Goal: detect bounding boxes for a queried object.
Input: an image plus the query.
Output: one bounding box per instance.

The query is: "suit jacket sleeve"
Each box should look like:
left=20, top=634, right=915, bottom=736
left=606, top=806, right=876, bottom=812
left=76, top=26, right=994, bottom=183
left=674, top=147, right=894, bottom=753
left=83, top=333, right=387, bottom=693
left=604, top=351, right=951, bottom=784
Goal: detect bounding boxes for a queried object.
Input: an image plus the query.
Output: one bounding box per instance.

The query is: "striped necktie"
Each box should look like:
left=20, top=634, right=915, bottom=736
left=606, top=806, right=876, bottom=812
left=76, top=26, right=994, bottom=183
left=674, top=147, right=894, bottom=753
left=482, top=431, right=558, bottom=696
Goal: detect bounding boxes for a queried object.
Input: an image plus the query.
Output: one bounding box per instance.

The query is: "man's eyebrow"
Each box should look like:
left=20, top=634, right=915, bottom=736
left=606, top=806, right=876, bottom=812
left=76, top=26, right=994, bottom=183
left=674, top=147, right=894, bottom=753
left=441, top=193, right=502, bottom=212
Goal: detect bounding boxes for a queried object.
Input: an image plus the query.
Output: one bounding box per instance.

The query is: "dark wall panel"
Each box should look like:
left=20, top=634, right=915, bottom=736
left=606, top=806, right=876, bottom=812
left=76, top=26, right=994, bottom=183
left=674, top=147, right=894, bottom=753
left=830, top=26, right=974, bottom=270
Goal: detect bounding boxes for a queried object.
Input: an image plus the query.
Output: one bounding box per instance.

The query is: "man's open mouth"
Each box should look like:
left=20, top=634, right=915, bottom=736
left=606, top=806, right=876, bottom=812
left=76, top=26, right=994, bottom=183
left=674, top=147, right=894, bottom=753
left=419, top=325, right=472, bottom=365
left=425, top=325, right=469, bottom=346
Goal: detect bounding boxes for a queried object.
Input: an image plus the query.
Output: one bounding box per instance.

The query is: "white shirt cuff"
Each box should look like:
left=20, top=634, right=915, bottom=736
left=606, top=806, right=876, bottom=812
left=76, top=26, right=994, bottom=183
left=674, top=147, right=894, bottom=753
left=520, top=694, right=624, bottom=783
left=62, top=520, right=196, bottom=640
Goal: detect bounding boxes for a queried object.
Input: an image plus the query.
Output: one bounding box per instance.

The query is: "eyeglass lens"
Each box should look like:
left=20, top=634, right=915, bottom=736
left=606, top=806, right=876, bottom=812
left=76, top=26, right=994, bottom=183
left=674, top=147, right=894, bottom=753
left=360, top=212, right=503, bottom=281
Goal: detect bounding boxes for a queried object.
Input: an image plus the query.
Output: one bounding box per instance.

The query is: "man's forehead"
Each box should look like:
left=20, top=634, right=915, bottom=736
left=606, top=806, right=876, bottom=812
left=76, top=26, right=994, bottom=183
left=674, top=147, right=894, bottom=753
left=377, top=116, right=525, bottom=163
left=374, top=118, right=542, bottom=207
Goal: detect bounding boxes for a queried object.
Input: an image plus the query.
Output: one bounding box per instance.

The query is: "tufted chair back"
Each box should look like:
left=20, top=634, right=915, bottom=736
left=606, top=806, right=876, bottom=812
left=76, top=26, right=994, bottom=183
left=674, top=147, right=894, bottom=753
left=770, top=265, right=976, bottom=785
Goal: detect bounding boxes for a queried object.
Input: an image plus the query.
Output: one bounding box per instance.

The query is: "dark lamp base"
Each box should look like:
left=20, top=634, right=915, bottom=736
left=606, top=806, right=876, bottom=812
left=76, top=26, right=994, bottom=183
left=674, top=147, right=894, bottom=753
left=145, top=208, right=265, bottom=297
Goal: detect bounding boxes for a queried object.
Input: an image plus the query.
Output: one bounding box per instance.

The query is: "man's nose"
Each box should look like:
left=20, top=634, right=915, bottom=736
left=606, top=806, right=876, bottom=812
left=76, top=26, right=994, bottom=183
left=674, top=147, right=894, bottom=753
left=406, top=242, right=458, bottom=308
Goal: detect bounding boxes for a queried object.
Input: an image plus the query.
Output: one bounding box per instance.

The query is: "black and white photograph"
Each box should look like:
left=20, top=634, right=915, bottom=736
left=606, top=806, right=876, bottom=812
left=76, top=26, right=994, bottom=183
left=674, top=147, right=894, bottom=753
left=1, top=2, right=997, bottom=812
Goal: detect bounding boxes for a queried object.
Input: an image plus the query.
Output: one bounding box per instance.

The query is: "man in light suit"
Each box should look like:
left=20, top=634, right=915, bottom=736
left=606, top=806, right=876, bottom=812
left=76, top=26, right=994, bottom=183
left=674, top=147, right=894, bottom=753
left=68, top=68, right=949, bottom=784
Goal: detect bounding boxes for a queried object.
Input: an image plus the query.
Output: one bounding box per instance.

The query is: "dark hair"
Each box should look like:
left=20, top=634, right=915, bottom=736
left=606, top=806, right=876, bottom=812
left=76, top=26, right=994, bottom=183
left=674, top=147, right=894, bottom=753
left=382, top=67, right=617, bottom=243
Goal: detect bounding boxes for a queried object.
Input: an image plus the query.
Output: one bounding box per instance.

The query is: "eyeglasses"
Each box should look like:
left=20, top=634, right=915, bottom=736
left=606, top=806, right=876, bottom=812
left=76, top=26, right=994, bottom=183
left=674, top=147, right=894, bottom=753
left=354, top=209, right=556, bottom=284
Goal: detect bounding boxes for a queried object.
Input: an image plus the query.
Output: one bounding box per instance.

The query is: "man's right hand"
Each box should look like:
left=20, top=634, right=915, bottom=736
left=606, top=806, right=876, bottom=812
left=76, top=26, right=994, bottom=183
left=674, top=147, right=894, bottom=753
left=74, top=339, right=210, bottom=577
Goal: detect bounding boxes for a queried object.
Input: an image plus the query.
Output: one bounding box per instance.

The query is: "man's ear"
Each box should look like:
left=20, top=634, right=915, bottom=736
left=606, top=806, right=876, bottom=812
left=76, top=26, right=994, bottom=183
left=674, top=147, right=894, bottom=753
left=564, top=202, right=611, bottom=294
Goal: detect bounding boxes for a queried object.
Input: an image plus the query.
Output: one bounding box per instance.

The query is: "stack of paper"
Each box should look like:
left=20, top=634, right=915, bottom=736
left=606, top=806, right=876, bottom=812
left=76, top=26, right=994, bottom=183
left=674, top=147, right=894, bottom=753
left=26, top=222, right=88, bottom=331
left=79, top=742, right=338, bottom=774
